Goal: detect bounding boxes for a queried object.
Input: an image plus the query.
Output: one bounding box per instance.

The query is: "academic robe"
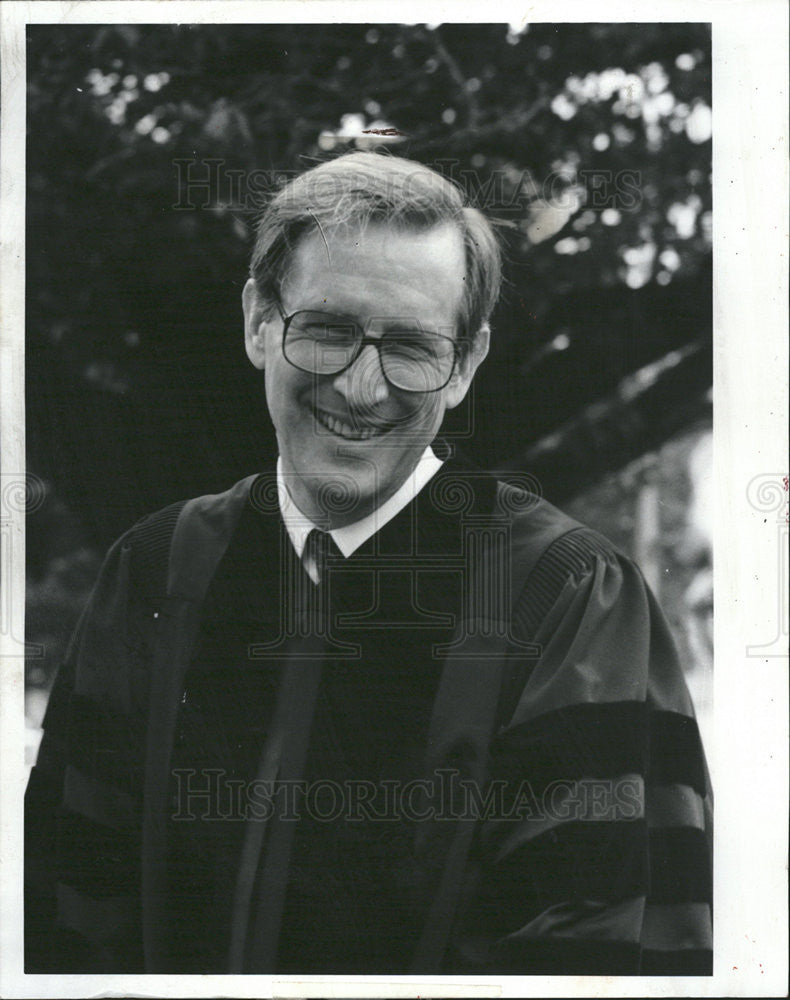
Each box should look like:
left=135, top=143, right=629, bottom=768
left=25, top=452, right=713, bottom=974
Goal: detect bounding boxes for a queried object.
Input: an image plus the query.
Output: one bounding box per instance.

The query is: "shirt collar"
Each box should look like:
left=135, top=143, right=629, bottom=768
left=277, top=445, right=444, bottom=560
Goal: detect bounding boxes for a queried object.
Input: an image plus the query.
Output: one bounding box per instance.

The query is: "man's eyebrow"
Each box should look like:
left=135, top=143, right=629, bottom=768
left=376, top=317, right=435, bottom=333
left=291, top=305, right=439, bottom=334
left=300, top=304, right=359, bottom=321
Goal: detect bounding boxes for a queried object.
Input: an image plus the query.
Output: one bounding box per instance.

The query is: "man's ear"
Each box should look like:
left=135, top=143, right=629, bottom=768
left=242, top=277, right=272, bottom=370
left=444, top=324, right=490, bottom=409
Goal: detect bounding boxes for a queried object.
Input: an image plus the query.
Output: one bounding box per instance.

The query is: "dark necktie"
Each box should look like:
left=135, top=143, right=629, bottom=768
left=303, top=527, right=341, bottom=585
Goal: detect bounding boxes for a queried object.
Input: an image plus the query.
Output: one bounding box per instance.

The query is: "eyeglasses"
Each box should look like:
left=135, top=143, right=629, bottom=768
left=275, top=300, right=459, bottom=393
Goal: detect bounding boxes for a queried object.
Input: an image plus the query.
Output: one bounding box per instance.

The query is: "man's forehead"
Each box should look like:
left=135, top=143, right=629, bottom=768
left=283, top=220, right=465, bottom=314
left=295, top=218, right=462, bottom=260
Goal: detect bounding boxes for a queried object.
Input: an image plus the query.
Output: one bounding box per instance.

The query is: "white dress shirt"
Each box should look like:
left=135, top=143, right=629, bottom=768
left=277, top=446, right=444, bottom=583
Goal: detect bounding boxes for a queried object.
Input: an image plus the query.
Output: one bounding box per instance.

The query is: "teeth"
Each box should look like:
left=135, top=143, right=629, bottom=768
left=315, top=409, right=385, bottom=441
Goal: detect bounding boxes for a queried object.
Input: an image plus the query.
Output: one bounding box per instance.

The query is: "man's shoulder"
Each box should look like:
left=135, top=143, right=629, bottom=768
left=502, top=494, right=626, bottom=640
left=122, top=474, right=260, bottom=601
left=495, top=480, right=623, bottom=572
left=488, top=481, right=636, bottom=657
left=128, top=473, right=262, bottom=541
left=433, top=447, right=623, bottom=577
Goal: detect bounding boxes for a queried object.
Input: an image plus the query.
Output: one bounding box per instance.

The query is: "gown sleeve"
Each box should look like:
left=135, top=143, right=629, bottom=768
left=447, top=527, right=713, bottom=975
left=24, top=516, right=169, bottom=972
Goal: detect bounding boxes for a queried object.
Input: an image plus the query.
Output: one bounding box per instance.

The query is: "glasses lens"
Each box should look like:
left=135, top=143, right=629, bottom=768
left=284, top=312, right=359, bottom=373
left=381, top=332, right=455, bottom=392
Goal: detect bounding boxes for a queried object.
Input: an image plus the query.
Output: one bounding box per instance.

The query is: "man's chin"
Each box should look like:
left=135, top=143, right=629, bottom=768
left=295, top=464, right=397, bottom=526
left=284, top=433, right=431, bottom=524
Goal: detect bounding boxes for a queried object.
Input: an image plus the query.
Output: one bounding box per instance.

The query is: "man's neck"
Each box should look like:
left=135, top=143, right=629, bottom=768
left=277, top=446, right=444, bottom=560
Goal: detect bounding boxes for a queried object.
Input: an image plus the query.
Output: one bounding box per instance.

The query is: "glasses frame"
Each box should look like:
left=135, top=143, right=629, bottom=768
left=274, top=299, right=459, bottom=393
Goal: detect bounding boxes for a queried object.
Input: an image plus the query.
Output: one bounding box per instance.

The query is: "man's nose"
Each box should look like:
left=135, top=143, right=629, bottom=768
left=332, top=343, right=390, bottom=407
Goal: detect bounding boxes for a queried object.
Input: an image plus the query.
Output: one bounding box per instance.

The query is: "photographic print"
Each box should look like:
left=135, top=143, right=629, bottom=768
left=1, top=3, right=786, bottom=998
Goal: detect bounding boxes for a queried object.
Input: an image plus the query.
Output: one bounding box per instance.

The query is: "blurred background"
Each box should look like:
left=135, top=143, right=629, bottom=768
left=25, top=22, right=713, bottom=759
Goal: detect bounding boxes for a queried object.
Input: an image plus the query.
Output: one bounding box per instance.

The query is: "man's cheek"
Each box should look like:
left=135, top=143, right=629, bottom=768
left=400, top=395, right=439, bottom=428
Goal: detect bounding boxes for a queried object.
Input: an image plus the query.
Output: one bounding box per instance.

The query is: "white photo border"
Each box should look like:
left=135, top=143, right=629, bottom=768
left=2, top=1, right=787, bottom=997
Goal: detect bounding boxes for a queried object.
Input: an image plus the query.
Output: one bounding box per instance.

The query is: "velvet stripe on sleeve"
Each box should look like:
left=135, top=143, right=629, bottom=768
left=447, top=528, right=713, bottom=976
left=24, top=504, right=183, bottom=972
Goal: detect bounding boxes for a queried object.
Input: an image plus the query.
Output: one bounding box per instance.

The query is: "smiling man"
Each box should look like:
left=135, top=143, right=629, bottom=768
left=25, top=152, right=713, bottom=977
left=242, top=153, right=495, bottom=531
left=243, top=213, right=484, bottom=526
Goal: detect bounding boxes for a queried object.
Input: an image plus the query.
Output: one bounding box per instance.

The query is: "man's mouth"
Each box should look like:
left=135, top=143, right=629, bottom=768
left=313, top=407, right=395, bottom=441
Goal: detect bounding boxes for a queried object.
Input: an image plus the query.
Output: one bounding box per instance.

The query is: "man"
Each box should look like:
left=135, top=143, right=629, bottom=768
left=25, top=152, right=712, bottom=975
